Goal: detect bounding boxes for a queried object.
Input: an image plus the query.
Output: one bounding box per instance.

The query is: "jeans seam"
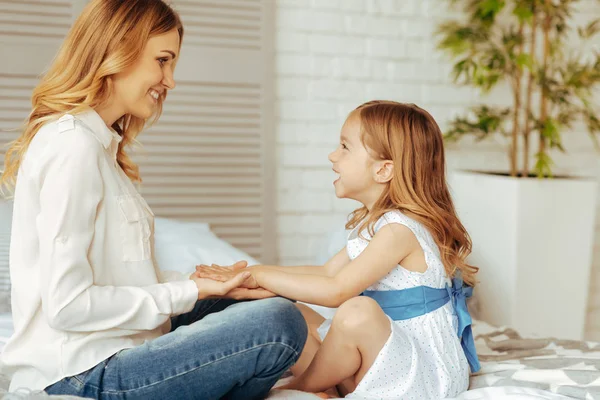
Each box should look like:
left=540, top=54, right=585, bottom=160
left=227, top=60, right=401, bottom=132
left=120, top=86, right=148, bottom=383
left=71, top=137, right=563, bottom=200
left=71, top=376, right=86, bottom=386
left=101, top=341, right=299, bottom=395
left=71, top=358, right=109, bottom=389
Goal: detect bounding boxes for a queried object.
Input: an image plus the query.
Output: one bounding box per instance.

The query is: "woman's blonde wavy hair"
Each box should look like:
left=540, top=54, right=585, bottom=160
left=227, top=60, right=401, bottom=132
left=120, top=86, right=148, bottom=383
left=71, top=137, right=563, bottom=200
left=346, top=100, right=479, bottom=287
left=0, top=0, right=183, bottom=194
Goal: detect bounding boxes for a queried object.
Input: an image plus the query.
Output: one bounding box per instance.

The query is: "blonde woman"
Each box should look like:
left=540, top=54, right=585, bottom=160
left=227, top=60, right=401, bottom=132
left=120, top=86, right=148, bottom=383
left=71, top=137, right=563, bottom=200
left=0, top=1, right=307, bottom=398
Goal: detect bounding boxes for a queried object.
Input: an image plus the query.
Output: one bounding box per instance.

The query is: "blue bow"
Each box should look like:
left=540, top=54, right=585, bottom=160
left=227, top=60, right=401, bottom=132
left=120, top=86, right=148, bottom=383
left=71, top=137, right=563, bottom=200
left=362, top=277, right=481, bottom=373
left=446, top=276, right=480, bottom=373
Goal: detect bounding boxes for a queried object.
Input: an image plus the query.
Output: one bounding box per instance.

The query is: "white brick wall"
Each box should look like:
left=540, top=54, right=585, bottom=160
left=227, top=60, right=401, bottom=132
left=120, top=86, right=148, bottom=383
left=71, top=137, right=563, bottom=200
left=274, top=0, right=600, bottom=339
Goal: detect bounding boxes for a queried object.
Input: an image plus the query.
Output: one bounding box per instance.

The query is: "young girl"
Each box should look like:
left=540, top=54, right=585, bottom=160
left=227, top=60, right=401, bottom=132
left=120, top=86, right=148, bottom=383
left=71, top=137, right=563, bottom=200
left=197, top=100, right=480, bottom=399
left=0, top=1, right=307, bottom=398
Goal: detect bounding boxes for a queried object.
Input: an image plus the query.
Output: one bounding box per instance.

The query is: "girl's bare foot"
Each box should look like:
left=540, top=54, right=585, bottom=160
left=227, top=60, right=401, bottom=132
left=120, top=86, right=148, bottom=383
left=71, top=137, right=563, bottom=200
left=315, top=386, right=340, bottom=398
left=278, top=381, right=339, bottom=398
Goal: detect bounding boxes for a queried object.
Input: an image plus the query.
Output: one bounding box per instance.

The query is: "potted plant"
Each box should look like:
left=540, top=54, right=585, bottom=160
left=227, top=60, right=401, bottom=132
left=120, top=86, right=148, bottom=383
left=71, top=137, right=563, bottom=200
left=436, top=0, right=600, bottom=340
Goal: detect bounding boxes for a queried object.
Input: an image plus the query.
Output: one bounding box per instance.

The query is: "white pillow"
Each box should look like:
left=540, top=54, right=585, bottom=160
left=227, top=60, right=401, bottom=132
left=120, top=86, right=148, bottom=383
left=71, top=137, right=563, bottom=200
left=153, top=217, right=260, bottom=275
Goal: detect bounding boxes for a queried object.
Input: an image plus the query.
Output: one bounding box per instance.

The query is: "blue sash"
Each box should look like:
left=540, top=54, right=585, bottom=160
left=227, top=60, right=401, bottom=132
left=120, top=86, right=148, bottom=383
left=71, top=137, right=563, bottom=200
left=362, top=277, right=480, bottom=373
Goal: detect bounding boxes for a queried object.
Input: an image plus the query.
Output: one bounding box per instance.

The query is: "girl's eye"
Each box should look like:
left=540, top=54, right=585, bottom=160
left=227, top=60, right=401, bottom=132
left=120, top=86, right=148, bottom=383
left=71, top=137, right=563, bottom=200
left=341, top=143, right=348, bottom=150
left=158, top=58, right=168, bottom=66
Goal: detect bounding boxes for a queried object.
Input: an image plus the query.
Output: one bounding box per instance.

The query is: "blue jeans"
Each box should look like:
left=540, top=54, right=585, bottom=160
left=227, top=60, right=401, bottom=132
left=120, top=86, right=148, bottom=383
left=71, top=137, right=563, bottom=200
left=45, top=297, right=307, bottom=400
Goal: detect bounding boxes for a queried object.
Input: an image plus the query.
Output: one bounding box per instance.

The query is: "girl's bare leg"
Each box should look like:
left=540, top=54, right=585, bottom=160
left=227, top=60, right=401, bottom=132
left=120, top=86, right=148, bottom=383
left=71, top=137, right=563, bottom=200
left=336, top=378, right=357, bottom=398
left=290, top=303, right=325, bottom=377
left=282, top=297, right=391, bottom=394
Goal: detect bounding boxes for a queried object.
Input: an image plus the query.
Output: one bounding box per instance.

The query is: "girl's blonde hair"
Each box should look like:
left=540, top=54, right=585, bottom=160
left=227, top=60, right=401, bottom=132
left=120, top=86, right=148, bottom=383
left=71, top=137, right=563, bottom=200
left=347, top=100, right=478, bottom=286
left=1, top=0, right=183, bottom=193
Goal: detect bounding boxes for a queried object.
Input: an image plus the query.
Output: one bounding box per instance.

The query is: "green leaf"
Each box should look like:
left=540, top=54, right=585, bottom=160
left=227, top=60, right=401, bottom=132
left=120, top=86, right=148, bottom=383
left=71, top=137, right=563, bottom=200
left=479, top=0, right=506, bottom=19
left=585, top=112, right=600, bottom=151
left=541, top=118, right=566, bottom=151
left=436, top=22, right=490, bottom=56
left=451, top=58, right=477, bottom=83
left=513, top=3, right=534, bottom=22
left=533, top=151, right=554, bottom=178
left=516, top=53, right=533, bottom=70
left=442, top=105, right=510, bottom=143
left=579, top=18, right=600, bottom=39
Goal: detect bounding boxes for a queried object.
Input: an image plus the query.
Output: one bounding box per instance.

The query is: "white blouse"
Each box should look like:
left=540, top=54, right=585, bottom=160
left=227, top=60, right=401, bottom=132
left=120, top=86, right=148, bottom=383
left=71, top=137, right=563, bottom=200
left=1, top=108, right=199, bottom=392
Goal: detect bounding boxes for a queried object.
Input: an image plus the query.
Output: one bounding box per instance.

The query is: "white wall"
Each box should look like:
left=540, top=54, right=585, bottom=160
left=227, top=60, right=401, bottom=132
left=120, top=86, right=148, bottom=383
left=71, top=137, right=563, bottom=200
left=275, top=0, right=469, bottom=262
left=274, top=0, right=600, bottom=339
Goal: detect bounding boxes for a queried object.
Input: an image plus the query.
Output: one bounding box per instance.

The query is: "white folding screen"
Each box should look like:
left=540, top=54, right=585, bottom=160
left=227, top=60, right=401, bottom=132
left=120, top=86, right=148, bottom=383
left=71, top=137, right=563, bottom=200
left=0, top=1, right=276, bottom=271
left=0, top=0, right=73, bottom=311
left=138, top=1, right=276, bottom=263
left=0, top=0, right=71, bottom=152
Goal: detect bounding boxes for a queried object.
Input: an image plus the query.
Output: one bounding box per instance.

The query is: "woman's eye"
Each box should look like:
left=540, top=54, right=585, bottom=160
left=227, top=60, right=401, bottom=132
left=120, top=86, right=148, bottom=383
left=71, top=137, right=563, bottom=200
left=158, top=58, right=168, bottom=66
left=342, top=143, right=348, bottom=150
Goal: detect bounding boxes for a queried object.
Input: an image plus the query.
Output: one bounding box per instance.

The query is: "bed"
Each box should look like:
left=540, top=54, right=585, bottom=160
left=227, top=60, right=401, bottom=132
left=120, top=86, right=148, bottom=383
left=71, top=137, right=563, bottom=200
left=1, top=312, right=597, bottom=399
left=0, top=217, right=599, bottom=399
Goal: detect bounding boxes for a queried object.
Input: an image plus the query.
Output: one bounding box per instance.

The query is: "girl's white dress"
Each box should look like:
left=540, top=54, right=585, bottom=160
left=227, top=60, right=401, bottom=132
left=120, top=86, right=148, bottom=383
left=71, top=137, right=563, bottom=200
left=317, top=210, right=470, bottom=399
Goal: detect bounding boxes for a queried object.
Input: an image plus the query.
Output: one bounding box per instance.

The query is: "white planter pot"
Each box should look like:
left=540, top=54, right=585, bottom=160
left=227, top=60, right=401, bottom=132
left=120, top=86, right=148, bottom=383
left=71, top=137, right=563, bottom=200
left=448, top=170, right=598, bottom=340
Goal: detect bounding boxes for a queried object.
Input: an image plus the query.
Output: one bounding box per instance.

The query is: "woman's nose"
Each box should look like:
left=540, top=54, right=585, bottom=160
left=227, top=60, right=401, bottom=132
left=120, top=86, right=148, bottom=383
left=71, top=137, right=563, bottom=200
left=162, top=66, right=176, bottom=90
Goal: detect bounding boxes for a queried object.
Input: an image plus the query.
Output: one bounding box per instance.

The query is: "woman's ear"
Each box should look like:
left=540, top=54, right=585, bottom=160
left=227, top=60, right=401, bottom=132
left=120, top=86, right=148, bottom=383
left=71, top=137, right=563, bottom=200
left=374, top=160, right=394, bottom=183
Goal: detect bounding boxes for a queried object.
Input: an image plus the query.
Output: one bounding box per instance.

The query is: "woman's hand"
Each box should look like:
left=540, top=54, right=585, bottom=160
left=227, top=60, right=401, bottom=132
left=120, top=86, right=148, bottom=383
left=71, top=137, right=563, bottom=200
left=195, top=261, right=259, bottom=289
left=190, top=270, right=256, bottom=300
left=190, top=260, right=273, bottom=300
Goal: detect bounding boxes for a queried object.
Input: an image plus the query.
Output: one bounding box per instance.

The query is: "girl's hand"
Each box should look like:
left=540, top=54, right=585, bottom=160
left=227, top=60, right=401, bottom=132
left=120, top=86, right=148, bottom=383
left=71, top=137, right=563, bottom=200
left=227, top=260, right=249, bottom=270
left=224, top=287, right=276, bottom=300
left=197, top=260, right=248, bottom=276
left=194, top=263, right=259, bottom=289
left=189, top=260, right=247, bottom=283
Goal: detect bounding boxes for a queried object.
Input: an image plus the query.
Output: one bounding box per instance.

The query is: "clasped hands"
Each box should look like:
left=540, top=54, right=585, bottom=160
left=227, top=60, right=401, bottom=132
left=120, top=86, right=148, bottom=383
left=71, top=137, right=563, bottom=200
left=189, top=260, right=272, bottom=300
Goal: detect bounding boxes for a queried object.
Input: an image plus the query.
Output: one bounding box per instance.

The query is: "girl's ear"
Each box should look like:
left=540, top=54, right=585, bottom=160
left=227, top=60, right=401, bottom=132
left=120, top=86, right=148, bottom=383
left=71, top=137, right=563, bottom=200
left=374, top=160, right=394, bottom=183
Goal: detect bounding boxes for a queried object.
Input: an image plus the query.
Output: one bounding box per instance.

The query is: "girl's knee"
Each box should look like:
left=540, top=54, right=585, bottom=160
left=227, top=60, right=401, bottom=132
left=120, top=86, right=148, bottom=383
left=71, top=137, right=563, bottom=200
left=333, top=296, right=383, bottom=333
left=338, top=296, right=381, bottom=315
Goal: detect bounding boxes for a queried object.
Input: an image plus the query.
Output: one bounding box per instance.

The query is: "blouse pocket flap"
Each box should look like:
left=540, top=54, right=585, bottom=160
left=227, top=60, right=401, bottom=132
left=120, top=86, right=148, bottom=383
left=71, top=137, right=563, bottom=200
left=138, top=196, right=155, bottom=217
left=117, top=195, right=144, bottom=223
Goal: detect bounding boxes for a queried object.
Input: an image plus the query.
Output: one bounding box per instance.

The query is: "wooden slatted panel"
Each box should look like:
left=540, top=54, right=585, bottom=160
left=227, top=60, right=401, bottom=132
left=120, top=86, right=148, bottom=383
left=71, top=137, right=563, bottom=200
left=132, top=0, right=275, bottom=262
left=135, top=81, right=267, bottom=259
left=0, top=0, right=68, bottom=310
left=0, top=0, right=69, bottom=158
left=0, top=234, right=8, bottom=290
left=172, top=0, right=262, bottom=50
left=0, top=74, right=38, bottom=172
left=0, top=200, right=11, bottom=312
left=0, top=0, right=71, bottom=42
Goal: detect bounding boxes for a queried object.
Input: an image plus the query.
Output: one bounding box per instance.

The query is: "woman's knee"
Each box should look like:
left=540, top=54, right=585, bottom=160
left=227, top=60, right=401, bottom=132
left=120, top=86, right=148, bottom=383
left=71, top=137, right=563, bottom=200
left=246, top=298, right=308, bottom=349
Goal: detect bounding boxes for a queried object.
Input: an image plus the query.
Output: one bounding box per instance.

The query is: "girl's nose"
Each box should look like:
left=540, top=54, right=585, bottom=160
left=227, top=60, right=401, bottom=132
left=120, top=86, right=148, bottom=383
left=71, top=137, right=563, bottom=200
left=328, top=149, right=336, bottom=163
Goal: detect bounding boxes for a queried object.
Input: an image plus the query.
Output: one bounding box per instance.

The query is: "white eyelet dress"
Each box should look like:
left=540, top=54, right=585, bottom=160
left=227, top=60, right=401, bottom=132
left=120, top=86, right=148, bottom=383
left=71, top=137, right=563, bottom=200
left=317, top=210, right=470, bottom=399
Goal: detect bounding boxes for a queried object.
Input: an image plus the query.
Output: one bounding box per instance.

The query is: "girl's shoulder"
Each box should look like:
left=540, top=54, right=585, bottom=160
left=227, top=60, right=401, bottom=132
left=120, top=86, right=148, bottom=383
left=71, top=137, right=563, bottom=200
left=374, top=210, right=413, bottom=232
left=373, top=210, right=434, bottom=246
